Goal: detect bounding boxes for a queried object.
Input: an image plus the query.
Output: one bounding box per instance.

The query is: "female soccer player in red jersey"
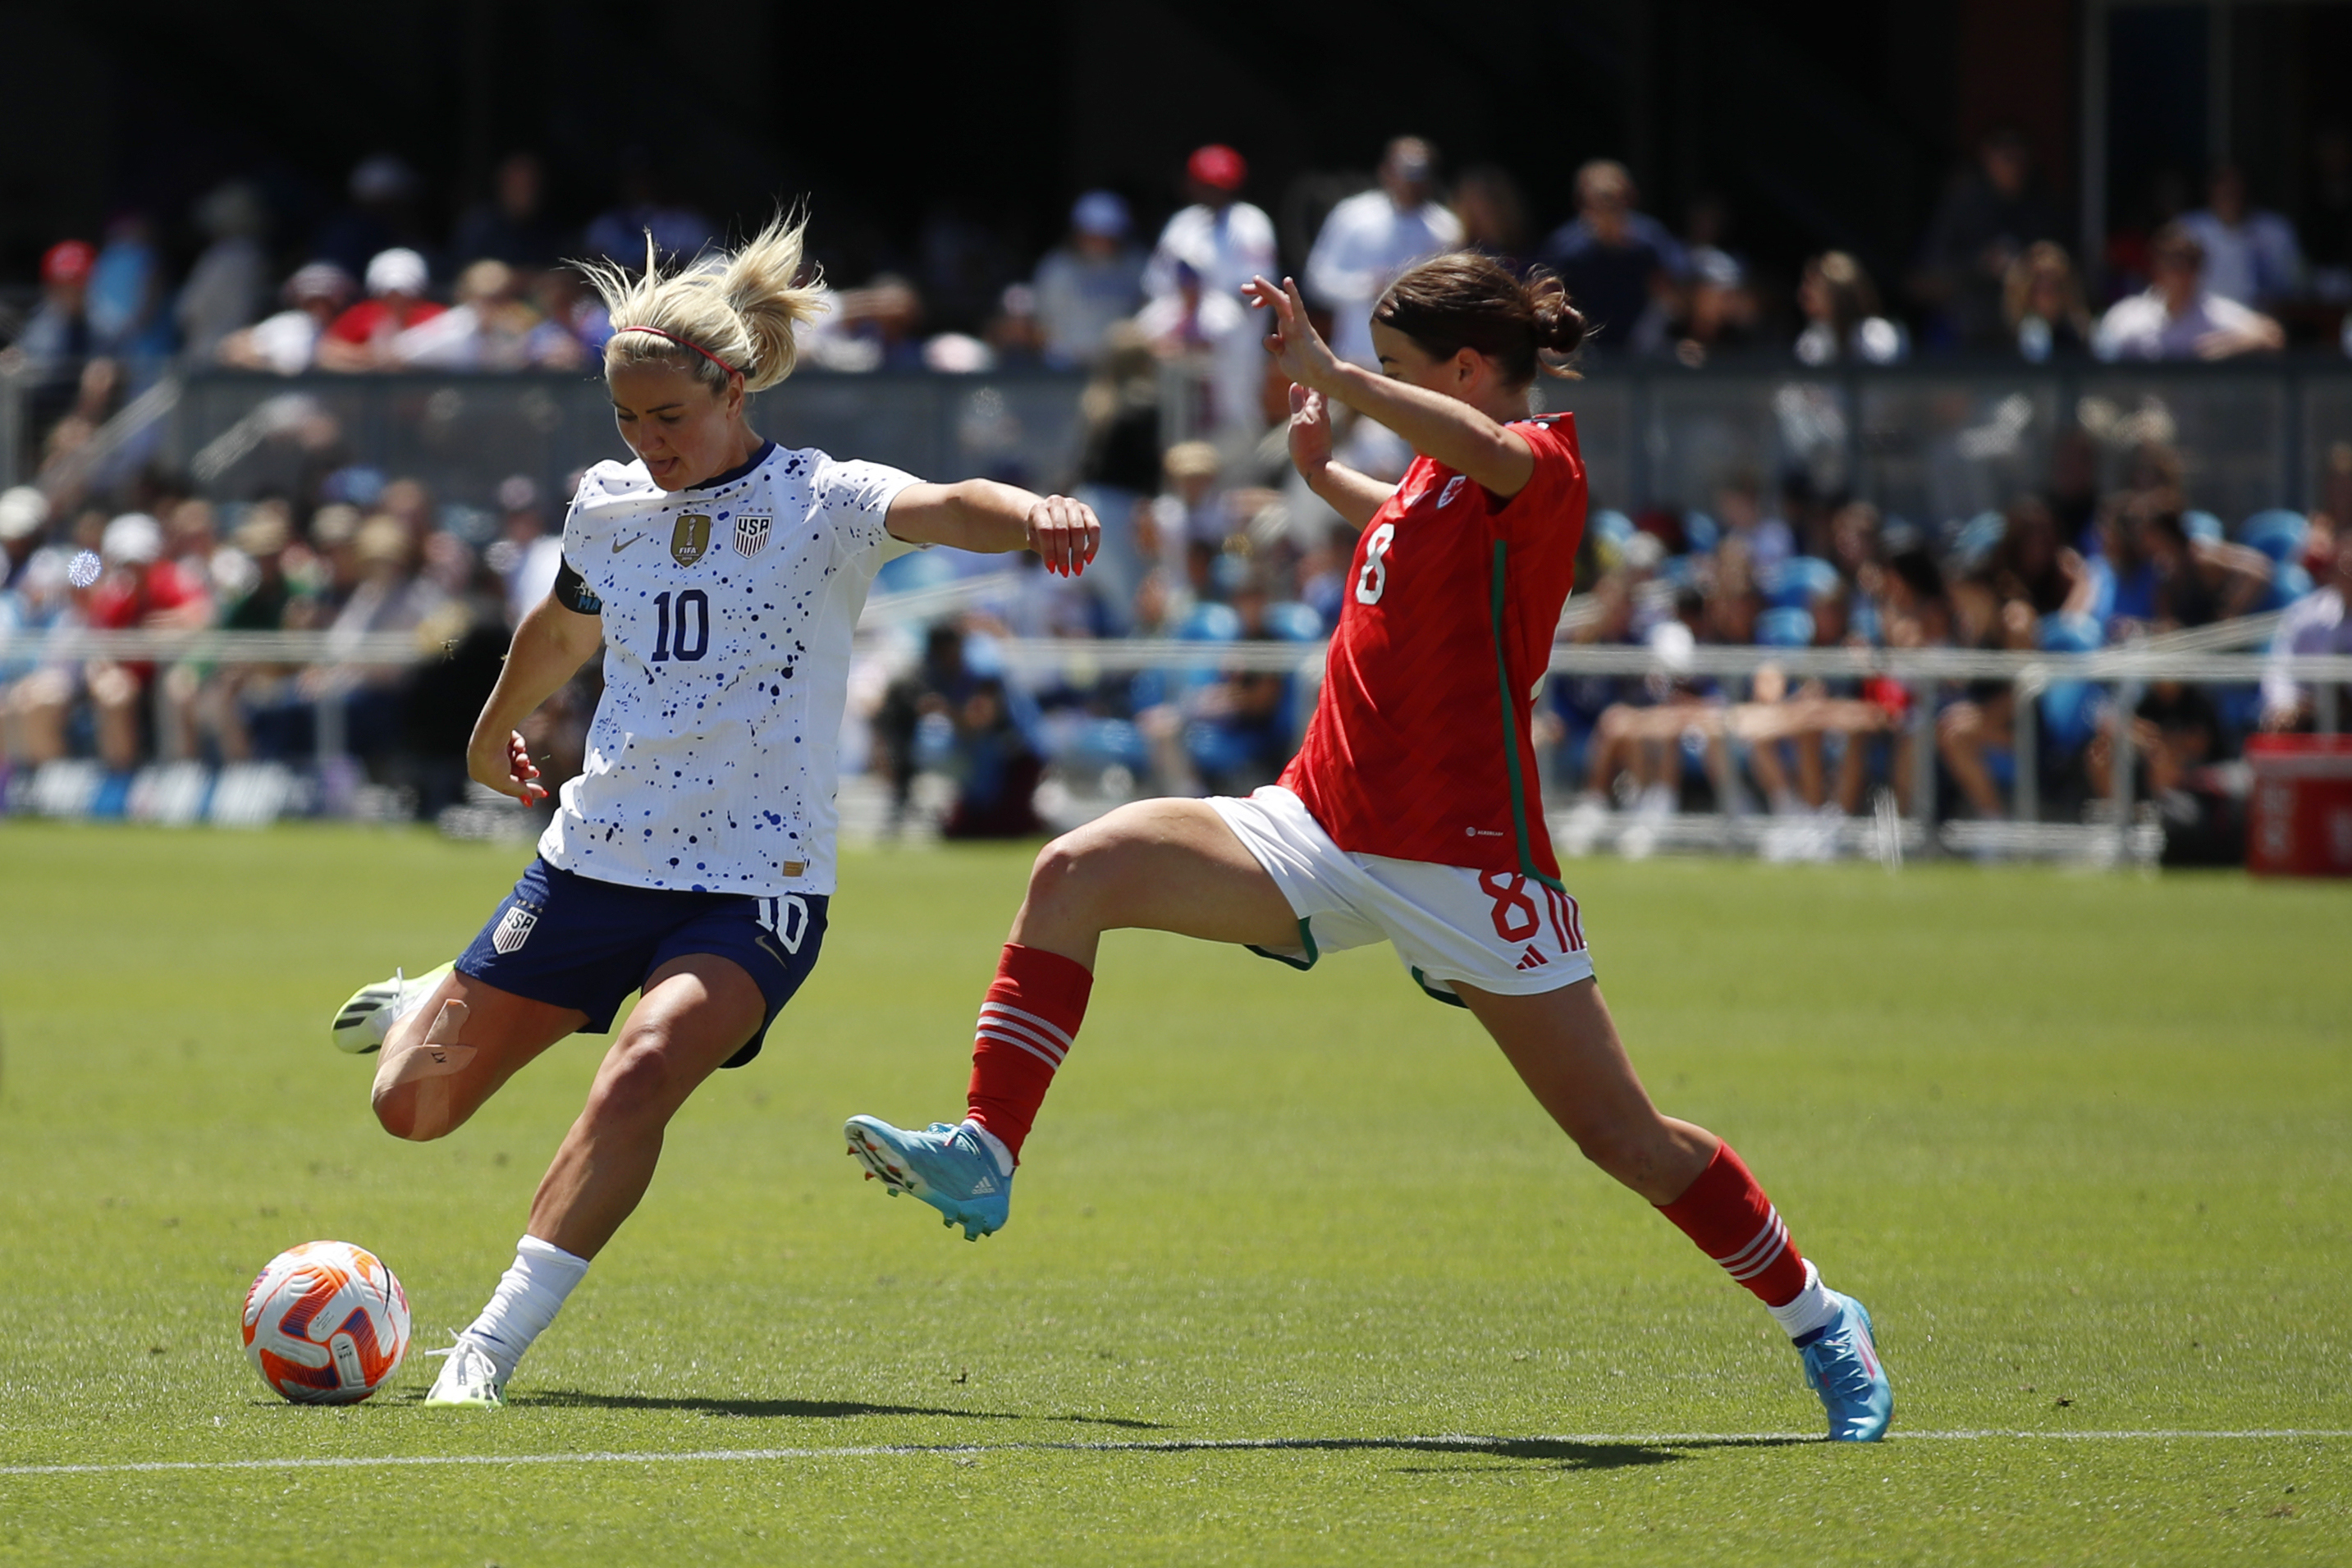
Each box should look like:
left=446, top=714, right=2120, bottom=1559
left=848, top=253, right=1892, bottom=1440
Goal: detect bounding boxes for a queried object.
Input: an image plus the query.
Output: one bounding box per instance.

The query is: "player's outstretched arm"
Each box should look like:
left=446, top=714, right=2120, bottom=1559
left=1244, top=274, right=1535, bottom=500
left=886, top=481, right=1100, bottom=577
left=465, top=594, right=604, bottom=804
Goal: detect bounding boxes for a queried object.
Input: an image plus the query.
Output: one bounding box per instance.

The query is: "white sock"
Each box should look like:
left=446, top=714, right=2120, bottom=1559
left=462, top=1235, right=590, bottom=1380
left=1766, top=1259, right=1840, bottom=1342
left=964, top=1119, right=1014, bottom=1177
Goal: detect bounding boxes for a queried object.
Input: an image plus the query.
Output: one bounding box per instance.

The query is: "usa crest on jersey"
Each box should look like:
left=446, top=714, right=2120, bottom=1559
left=491, top=904, right=539, bottom=953
left=733, top=513, right=771, bottom=557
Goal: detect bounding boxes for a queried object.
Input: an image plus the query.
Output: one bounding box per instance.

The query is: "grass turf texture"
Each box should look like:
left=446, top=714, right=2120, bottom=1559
left=0, top=823, right=2345, bottom=1566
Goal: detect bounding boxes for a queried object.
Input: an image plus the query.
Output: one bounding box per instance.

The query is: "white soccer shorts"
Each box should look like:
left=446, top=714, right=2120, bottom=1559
left=1209, top=785, right=1595, bottom=1005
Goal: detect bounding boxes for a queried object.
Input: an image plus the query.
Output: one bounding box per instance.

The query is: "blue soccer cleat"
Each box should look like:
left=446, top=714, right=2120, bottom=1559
left=1796, top=1290, right=1893, bottom=1441
left=844, top=1116, right=1012, bottom=1241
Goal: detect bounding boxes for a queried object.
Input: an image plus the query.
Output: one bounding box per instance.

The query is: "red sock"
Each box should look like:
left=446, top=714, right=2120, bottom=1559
left=1655, top=1142, right=1810, bottom=1309
left=964, top=944, right=1092, bottom=1163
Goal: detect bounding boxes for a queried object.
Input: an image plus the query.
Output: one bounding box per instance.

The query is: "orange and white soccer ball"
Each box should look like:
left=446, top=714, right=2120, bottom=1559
left=241, top=1241, right=412, bottom=1404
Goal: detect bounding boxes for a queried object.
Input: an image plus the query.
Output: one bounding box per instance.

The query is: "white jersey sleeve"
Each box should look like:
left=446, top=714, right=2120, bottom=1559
left=812, top=455, right=926, bottom=577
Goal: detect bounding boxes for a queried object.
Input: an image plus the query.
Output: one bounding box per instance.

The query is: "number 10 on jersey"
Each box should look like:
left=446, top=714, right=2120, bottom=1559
left=651, top=590, right=709, bottom=661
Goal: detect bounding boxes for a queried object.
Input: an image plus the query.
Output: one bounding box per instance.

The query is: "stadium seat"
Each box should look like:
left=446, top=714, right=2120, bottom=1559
left=1759, top=555, right=1839, bottom=609
left=1178, top=602, right=1242, bottom=642
left=1754, top=606, right=1815, bottom=647
left=1682, top=511, right=1720, bottom=555
left=2181, top=510, right=2225, bottom=543
left=2239, top=509, right=2309, bottom=565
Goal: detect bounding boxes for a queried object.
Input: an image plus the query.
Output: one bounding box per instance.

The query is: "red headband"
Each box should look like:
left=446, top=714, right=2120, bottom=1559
left=615, top=325, right=742, bottom=379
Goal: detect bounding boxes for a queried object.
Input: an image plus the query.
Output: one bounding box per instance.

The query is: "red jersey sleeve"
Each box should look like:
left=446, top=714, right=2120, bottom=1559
left=1490, top=417, right=1585, bottom=551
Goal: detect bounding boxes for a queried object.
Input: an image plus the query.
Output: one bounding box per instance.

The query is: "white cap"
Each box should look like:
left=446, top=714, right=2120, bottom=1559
left=0, top=485, right=48, bottom=542
left=365, top=248, right=430, bottom=297
left=102, top=512, right=165, bottom=565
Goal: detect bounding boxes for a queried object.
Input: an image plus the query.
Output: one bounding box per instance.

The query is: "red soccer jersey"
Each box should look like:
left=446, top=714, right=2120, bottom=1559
left=1280, top=414, right=1586, bottom=879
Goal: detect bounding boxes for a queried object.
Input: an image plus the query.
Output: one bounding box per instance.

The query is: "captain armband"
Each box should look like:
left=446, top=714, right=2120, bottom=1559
left=551, top=559, right=603, bottom=615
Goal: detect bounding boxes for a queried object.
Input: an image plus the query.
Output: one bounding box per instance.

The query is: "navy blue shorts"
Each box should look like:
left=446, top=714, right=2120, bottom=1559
left=455, top=858, right=828, bottom=1069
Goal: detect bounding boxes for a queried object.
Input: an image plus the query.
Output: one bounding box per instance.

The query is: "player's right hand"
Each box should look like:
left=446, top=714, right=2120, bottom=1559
left=467, top=728, right=547, bottom=806
left=1285, top=382, right=1334, bottom=478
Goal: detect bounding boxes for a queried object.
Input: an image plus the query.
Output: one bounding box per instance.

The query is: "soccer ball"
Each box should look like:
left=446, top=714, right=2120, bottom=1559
left=241, top=1241, right=412, bottom=1404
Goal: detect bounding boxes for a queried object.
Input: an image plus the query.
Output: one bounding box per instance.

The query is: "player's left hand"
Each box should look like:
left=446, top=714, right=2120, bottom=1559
left=1025, top=493, right=1100, bottom=578
left=1243, top=275, right=1343, bottom=393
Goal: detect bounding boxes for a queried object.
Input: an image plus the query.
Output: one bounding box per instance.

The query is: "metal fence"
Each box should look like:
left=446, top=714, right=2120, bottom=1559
left=7, top=357, right=2352, bottom=526
left=6, top=623, right=2346, bottom=866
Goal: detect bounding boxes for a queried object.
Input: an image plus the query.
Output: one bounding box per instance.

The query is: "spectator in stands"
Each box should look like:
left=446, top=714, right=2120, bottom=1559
left=2084, top=679, right=2220, bottom=802
left=16, top=240, right=98, bottom=366
left=524, top=267, right=608, bottom=369
left=1453, top=165, right=1533, bottom=274
left=1938, top=497, right=2100, bottom=819
left=1032, top=191, right=1146, bottom=370
left=939, top=676, right=1046, bottom=839
left=315, top=155, right=436, bottom=283
left=2178, top=163, right=2304, bottom=311
left=1135, top=257, right=1259, bottom=442
left=308, top=514, right=443, bottom=773
left=217, top=262, right=356, bottom=375
left=0, top=547, right=77, bottom=769
left=2137, top=505, right=2271, bottom=630
left=873, top=623, right=977, bottom=834
left=187, top=502, right=306, bottom=764
left=2094, top=223, right=2284, bottom=361
left=391, top=258, right=536, bottom=370
left=1910, top=126, right=2065, bottom=349
left=1794, top=252, right=1906, bottom=365
left=1670, top=247, right=1760, bottom=367
left=452, top=152, right=567, bottom=272
left=1144, top=144, right=1278, bottom=318
left=76, top=513, right=213, bottom=771
left=176, top=183, right=271, bottom=363
left=1306, top=136, right=1463, bottom=370
left=1, top=487, right=51, bottom=588
left=2004, top=241, right=2093, bottom=362
left=1536, top=159, right=1681, bottom=356
left=318, top=249, right=445, bottom=371
left=486, top=474, right=563, bottom=629
left=2259, top=525, right=2352, bottom=729
left=584, top=148, right=714, bottom=264
left=1144, top=440, right=1234, bottom=587
left=86, top=214, right=174, bottom=359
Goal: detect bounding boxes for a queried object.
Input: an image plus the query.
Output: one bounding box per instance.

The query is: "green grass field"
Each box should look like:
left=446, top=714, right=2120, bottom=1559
left=1, top=823, right=2345, bottom=1565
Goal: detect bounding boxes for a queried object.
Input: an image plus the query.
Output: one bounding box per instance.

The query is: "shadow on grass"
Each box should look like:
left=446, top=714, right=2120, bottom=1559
left=1389, top=1436, right=1810, bottom=1473
left=508, top=1390, right=1167, bottom=1429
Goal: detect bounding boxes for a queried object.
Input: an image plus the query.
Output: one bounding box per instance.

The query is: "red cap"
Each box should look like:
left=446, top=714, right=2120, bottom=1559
left=1187, top=144, right=1247, bottom=193
left=41, top=240, right=95, bottom=286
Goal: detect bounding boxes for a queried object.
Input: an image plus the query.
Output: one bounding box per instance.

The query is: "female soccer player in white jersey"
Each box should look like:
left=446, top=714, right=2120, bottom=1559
left=847, top=254, right=1893, bottom=1441
left=327, top=214, right=1099, bottom=1407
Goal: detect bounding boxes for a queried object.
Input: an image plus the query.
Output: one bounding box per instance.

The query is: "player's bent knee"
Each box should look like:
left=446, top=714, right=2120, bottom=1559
left=584, top=1040, right=683, bottom=1127
left=369, top=1082, right=442, bottom=1142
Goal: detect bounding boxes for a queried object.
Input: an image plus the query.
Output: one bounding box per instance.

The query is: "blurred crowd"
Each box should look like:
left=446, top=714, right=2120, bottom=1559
left=6, top=130, right=2352, bottom=836
left=0, top=464, right=589, bottom=817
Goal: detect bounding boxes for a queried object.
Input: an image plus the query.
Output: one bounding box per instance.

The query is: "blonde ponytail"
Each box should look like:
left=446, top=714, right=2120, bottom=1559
left=580, top=210, right=825, bottom=395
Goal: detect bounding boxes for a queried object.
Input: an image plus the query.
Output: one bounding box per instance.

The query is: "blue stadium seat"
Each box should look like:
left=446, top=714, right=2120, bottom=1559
left=2239, top=509, right=2309, bottom=565
left=1754, top=606, right=1816, bottom=647
left=1178, top=601, right=1241, bottom=642
left=1682, top=511, right=1719, bottom=555
left=1759, top=555, right=1839, bottom=608
left=2180, top=510, right=2225, bottom=543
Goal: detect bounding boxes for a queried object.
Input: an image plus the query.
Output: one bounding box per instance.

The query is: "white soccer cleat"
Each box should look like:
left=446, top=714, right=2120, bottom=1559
left=421, top=1337, right=505, bottom=1408
left=331, top=962, right=454, bottom=1054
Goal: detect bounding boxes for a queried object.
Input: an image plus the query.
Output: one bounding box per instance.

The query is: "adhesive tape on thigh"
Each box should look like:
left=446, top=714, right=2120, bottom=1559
left=373, top=1000, right=478, bottom=1138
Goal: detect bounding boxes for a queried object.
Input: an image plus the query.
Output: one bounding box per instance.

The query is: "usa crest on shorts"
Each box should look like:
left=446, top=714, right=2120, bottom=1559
left=733, top=513, right=772, bottom=557
left=491, top=904, right=539, bottom=954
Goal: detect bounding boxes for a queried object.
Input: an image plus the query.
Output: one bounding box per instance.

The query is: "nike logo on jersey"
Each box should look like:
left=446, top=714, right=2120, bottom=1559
left=611, top=534, right=644, bottom=553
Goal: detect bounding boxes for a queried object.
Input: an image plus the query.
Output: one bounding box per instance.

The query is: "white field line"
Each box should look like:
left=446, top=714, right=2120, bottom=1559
left=2, top=1429, right=2345, bottom=1479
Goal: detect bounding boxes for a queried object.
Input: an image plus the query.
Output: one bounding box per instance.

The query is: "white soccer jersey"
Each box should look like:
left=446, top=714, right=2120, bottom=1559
left=536, top=442, right=922, bottom=897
